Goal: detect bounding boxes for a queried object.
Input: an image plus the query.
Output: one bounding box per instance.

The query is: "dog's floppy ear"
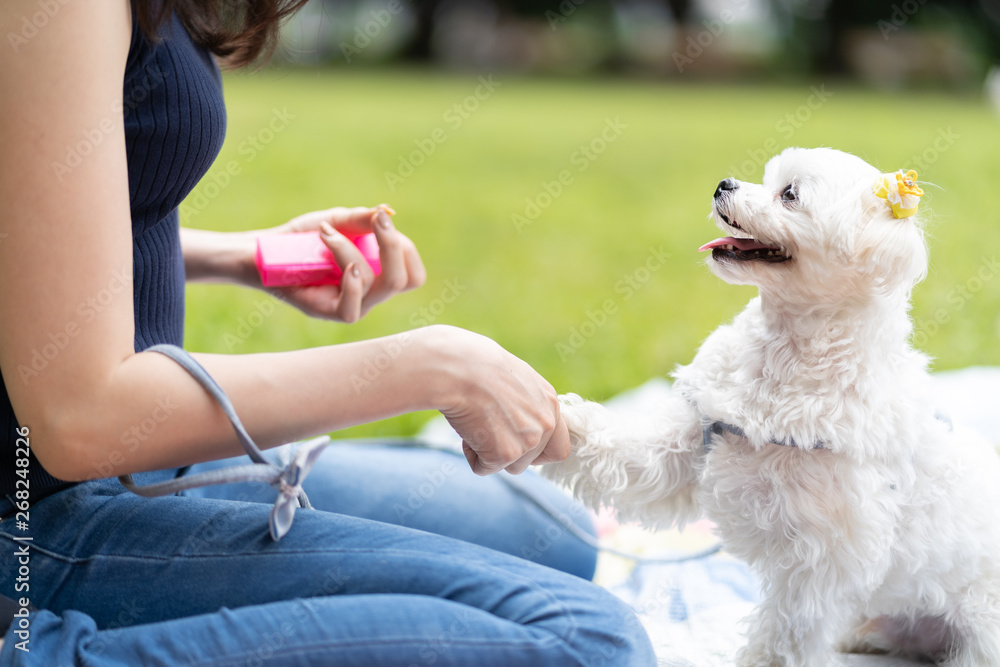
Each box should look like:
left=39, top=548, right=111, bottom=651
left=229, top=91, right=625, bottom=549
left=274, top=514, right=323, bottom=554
left=855, top=174, right=928, bottom=292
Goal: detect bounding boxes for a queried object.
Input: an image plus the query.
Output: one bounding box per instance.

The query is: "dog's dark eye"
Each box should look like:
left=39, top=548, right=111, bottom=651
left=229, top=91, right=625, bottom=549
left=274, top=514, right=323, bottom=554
left=780, top=184, right=797, bottom=203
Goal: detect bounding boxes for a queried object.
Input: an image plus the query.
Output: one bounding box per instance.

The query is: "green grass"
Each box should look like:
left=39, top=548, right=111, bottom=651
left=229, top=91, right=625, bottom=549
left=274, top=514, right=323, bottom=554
left=183, top=67, right=1000, bottom=439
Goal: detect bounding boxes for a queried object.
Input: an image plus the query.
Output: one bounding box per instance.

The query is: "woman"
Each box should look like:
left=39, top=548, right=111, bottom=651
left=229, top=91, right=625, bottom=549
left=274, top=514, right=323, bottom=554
left=0, top=0, right=656, bottom=663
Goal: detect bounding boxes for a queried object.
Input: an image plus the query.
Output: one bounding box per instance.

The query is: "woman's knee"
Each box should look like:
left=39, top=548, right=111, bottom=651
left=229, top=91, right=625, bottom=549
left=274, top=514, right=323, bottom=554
left=558, top=585, right=657, bottom=667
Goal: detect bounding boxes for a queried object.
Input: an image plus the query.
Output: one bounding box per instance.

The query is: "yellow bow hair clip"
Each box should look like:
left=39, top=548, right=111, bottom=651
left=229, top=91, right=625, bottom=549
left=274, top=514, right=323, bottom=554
left=873, top=169, right=924, bottom=219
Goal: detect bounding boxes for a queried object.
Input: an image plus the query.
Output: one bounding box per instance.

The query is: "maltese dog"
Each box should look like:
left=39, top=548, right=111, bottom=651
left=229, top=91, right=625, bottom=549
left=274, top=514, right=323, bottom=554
left=543, top=147, right=1000, bottom=666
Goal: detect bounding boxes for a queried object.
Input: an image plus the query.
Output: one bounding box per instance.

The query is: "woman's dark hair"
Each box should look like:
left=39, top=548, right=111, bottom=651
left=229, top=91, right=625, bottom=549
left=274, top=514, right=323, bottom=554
left=135, top=0, right=310, bottom=68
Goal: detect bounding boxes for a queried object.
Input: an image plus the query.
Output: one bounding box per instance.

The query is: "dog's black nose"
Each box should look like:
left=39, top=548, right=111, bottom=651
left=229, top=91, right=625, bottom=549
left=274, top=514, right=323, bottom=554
left=714, top=178, right=738, bottom=199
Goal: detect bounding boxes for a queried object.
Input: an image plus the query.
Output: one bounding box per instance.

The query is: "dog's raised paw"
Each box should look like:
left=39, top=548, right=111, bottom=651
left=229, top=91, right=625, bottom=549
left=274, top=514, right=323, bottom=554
left=556, top=392, right=589, bottom=439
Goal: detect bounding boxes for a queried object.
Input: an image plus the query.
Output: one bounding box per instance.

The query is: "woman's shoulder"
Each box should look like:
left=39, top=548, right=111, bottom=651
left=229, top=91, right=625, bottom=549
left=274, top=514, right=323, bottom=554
left=4, top=0, right=132, bottom=52
left=2, top=0, right=133, bottom=85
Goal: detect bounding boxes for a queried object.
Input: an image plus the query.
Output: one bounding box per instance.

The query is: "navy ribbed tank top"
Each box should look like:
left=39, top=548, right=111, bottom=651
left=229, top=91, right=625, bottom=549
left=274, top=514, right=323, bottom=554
left=0, top=7, right=227, bottom=496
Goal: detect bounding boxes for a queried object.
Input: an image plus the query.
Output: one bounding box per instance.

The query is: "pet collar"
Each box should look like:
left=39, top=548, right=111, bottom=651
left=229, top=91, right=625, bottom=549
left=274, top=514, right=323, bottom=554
left=702, top=420, right=825, bottom=452
left=701, top=411, right=952, bottom=454
left=873, top=169, right=923, bottom=219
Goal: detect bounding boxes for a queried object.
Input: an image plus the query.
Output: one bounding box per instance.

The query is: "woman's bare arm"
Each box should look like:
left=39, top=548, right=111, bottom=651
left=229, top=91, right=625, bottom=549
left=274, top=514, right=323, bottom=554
left=180, top=227, right=259, bottom=285
left=0, top=0, right=567, bottom=482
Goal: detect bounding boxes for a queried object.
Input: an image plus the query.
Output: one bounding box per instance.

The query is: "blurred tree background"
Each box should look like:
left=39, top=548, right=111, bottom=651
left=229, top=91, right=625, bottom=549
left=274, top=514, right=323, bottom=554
left=184, top=0, right=1000, bottom=441
left=277, top=0, right=1000, bottom=86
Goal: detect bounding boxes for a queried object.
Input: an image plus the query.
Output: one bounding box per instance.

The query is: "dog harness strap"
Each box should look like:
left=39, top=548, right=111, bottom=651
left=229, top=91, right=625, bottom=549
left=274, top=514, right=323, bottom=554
left=702, top=420, right=734, bottom=452
left=702, top=420, right=804, bottom=451
left=702, top=412, right=954, bottom=453
left=117, top=343, right=331, bottom=540
left=702, top=420, right=823, bottom=452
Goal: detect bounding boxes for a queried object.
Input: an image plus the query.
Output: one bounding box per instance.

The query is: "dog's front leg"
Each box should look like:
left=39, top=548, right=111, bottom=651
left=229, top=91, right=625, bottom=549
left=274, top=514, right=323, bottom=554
left=735, top=533, right=891, bottom=667
left=737, top=596, right=853, bottom=667
left=540, top=391, right=703, bottom=528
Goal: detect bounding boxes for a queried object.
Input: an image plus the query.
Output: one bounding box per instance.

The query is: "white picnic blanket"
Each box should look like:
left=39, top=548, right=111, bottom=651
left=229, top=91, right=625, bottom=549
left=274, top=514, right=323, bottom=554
left=420, top=367, right=1000, bottom=667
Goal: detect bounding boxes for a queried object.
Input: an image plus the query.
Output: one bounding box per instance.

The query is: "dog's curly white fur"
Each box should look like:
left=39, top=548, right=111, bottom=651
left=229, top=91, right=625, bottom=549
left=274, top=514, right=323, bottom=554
left=543, top=147, right=1000, bottom=666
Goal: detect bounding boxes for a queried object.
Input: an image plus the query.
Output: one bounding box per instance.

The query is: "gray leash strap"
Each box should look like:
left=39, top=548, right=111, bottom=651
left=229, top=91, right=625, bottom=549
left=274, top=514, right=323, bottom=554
left=118, top=343, right=331, bottom=540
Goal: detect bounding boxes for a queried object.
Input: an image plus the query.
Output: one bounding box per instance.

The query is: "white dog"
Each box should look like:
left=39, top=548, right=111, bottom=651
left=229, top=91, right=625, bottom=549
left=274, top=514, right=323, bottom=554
left=543, top=147, right=1000, bottom=666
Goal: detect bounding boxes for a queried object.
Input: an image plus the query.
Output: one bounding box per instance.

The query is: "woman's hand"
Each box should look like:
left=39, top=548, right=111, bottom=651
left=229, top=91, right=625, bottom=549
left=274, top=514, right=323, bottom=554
left=420, top=326, right=572, bottom=475
left=181, top=204, right=425, bottom=323
left=259, top=205, right=426, bottom=323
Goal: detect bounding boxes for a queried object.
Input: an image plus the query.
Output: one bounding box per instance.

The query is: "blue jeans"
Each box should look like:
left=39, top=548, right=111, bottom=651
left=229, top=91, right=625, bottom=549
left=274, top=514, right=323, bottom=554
left=0, top=442, right=655, bottom=666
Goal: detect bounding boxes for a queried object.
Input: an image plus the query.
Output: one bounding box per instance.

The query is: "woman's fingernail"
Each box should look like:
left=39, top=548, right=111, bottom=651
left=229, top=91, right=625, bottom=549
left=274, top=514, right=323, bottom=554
left=351, top=264, right=360, bottom=277
left=320, top=221, right=335, bottom=237
left=378, top=210, right=392, bottom=230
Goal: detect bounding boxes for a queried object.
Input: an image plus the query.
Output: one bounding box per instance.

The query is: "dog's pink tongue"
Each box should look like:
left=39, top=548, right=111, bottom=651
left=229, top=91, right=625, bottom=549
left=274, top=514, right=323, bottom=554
left=699, top=237, right=772, bottom=252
